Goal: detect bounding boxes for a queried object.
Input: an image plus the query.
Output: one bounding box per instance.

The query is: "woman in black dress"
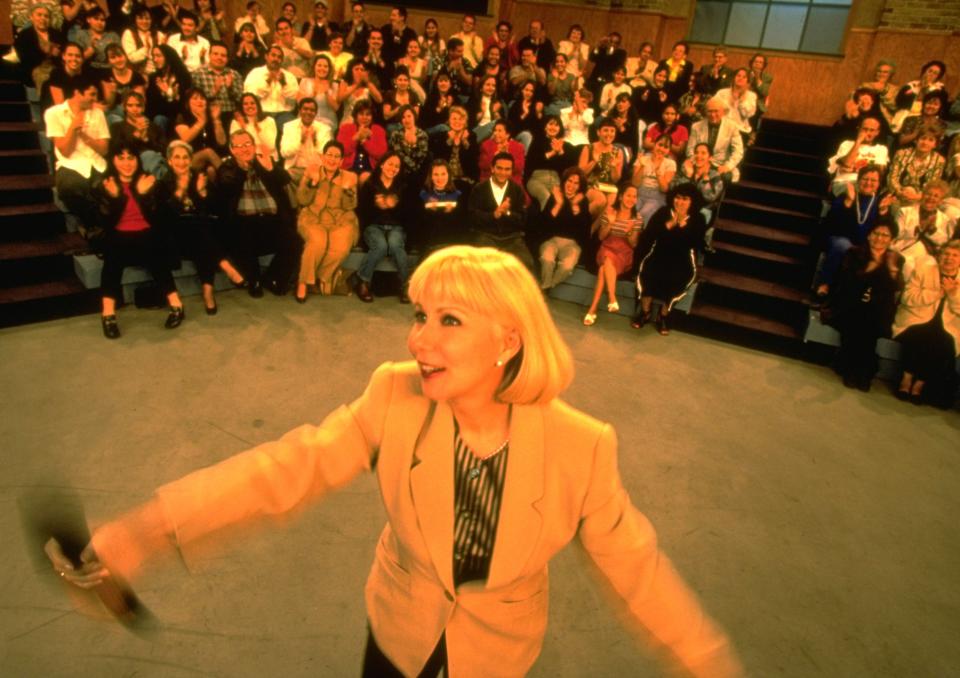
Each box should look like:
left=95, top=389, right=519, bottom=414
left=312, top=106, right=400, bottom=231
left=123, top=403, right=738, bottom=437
left=632, top=183, right=707, bottom=335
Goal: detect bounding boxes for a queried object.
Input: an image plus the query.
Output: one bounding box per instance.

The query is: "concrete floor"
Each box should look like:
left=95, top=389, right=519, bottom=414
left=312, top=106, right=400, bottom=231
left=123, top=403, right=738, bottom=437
left=1, top=290, right=958, bottom=677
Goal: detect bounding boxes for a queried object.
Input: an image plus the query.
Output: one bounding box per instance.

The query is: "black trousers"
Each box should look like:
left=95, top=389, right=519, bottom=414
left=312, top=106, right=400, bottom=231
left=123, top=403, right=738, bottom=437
left=362, top=628, right=447, bottom=678
left=55, top=167, right=103, bottom=237
left=99, top=229, right=176, bottom=302
left=228, top=213, right=302, bottom=289
left=172, top=215, right=226, bottom=285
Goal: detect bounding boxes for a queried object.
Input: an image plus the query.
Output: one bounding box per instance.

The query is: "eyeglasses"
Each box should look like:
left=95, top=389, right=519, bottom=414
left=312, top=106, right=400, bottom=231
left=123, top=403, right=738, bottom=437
left=232, top=142, right=253, bottom=149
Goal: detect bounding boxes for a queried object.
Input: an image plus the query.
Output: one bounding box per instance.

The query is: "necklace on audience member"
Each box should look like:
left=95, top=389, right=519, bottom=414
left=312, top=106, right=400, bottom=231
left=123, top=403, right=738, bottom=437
left=855, top=191, right=877, bottom=225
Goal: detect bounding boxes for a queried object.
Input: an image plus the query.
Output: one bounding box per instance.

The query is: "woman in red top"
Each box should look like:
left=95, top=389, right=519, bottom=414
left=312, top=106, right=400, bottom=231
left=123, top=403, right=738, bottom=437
left=336, top=100, right=388, bottom=186
left=98, top=143, right=184, bottom=339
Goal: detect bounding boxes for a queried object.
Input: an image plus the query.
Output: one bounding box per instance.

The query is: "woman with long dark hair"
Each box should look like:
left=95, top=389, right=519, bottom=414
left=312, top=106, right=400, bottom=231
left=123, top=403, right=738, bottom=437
left=526, top=115, right=576, bottom=209
left=121, top=4, right=164, bottom=75
left=146, top=44, right=190, bottom=133
left=175, top=87, right=227, bottom=173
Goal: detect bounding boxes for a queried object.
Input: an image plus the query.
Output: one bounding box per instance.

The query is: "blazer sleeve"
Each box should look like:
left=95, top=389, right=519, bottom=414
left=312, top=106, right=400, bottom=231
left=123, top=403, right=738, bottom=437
left=152, top=362, right=397, bottom=550
left=578, top=424, right=742, bottom=678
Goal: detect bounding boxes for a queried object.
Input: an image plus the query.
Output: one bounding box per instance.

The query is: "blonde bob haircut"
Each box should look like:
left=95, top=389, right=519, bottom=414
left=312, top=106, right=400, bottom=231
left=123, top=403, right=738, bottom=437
left=408, top=246, right=574, bottom=405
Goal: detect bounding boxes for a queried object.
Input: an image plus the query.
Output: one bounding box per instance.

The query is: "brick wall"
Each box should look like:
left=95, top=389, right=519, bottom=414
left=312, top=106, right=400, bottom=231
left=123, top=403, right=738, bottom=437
left=879, top=0, right=960, bottom=31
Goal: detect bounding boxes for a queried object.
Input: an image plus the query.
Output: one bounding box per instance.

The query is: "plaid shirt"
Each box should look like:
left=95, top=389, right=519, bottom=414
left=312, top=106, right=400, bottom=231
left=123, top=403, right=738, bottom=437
left=237, top=169, right=279, bottom=216
left=192, top=65, right=243, bottom=113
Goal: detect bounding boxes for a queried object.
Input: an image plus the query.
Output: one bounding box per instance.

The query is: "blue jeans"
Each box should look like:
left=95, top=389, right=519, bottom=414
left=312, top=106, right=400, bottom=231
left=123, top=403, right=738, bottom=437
left=358, top=224, right=408, bottom=283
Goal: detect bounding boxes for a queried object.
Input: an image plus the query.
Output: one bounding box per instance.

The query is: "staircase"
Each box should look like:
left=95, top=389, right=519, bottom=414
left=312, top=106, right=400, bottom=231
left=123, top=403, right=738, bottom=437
left=0, top=78, right=98, bottom=328
left=678, top=118, right=830, bottom=351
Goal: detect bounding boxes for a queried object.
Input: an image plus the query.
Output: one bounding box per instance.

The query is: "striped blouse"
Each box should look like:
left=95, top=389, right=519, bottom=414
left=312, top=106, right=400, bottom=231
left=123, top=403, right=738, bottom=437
left=452, top=421, right=509, bottom=586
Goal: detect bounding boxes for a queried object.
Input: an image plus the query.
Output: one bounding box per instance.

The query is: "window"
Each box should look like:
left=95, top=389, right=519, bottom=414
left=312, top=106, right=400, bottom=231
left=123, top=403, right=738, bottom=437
left=688, top=0, right=852, bottom=55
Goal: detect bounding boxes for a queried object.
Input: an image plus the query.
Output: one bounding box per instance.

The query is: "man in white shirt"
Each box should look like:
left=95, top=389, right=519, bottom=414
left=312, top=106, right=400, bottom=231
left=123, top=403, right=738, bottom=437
left=451, top=14, right=484, bottom=70
left=828, top=117, right=889, bottom=195
left=45, top=76, right=110, bottom=239
left=166, top=12, right=210, bottom=72
left=244, top=44, right=300, bottom=132
left=279, top=98, right=333, bottom=184
left=273, top=17, right=313, bottom=80
left=560, top=89, right=595, bottom=147
left=893, top=180, right=957, bottom=280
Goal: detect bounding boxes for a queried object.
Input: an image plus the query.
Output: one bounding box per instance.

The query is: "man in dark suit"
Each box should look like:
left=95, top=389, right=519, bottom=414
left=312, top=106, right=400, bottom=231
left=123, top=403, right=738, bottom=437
left=698, top=45, right=733, bottom=96
left=468, top=152, right=534, bottom=270
left=380, top=5, right=417, bottom=65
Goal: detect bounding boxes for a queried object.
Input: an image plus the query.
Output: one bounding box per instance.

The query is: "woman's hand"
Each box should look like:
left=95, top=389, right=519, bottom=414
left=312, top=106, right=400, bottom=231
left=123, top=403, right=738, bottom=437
left=550, top=183, right=563, bottom=205
left=137, top=174, right=156, bottom=194
left=195, top=172, right=208, bottom=196
left=943, top=276, right=957, bottom=295
left=102, top=176, right=120, bottom=197
left=44, top=538, right=109, bottom=589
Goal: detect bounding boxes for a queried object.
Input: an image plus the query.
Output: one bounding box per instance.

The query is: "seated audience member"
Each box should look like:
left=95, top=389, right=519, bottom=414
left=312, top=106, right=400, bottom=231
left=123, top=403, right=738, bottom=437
left=40, top=41, right=85, bottom=110
left=273, top=17, right=312, bottom=79
left=195, top=0, right=227, bottom=43
left=243, top=45, right=299, bottom=131
left=632, top=133, right=676, bottom=224
left=396, top=38, right=427, bottom=98
left=746, top=53, right=772, bottom=137
left=416, top=20, right=444, bottom=80
left=678, top=72, right=705, bottom=127
left=351, top=153, right=410, bottom=303
left=15, top=4, right=64, bottom=87
left=166, top=12, right=210, bottom=72
left=632, top=183, right=707, bottom=335
left=713, top=68, right=757, bottom=138
left=338, top=59, right=383, bottom=124
left=687, top=97, right=744, bottom=183
left=233, top=0, right=271, bottom=45
left=815, top=165, right=893, bottom=298
left=110, top=91, right=167, bottom=177
left=598, top=67, right=631, bottom=117
left=146, top=46, right=190, bottom=136
left=450, top=14, right=483, bottom=70
left=858, top=60, right=898, bottom=128
left=539, top=167, right=591, bottom=291
left=437, top=38, right=473, bottom=103
left=102, top=43, right=147, bottom=124
left=658, top=41, right=693, bottom=103
left=827, top=117, right=889, bottom=195
left=280, top=98, right=333, bottom=185
left=628, top=42, right=658, bottom=89
left=892, top=180, right=955, bottom=280
left=517, top=19, right=555, bottom=72
left=485, top=20, right=520, bottom=71
left=894, top=60, right=947, bottom=124
left=164, top=139, right=246, bottom=315
left=526, top=115, right=577, bottom=209
left=73, top=7, right=120, bottom=71
left=320, top=33, right=354, bottom=82
left=832, top=88, right=889, bottom=148
left=674, top=142, right=725, bottom=222
left=468, top=151, right=533, bottom=269
left=337, top=100, right=387, bottom=185
left=420, top=71, right=455, bottom=133
left=97, top=143, right=185, bottom=339
left=583, top=183, right=642, bottom=326
left=560, top=88, right=594, bottom=148
left=295, top=140, right=359, bottom=299
left=609, top=93, right=643, bottom=162
left=822, top=219, right=903, bottom=391
left=343, top=1, right=372, bottom=57
left=632, top=65, right=669, bottom=124
left=580, top=118, right=625, bottom=216
left=478, top=120, right=525, bottom=186
left=467, top=74, right=506, bottom=142
left=896, top=91, right=947, bottom=148
left=380, top=5, right=417, bottom=65
left=944, top=134, right=960, bottom=223
left=588, top=32, right=627, bottom=105
left=508, top=80, right=544, bottom=151
left=302, top=0, right=336, bottom=51
left=388, top=105, right=431, bottom=186
left=192, top=40, right=243, bottom=127
left=556, top=24, right=589, bottom=80
left=382, top=66, right=422, bottom=132
left=45, top=76, right=110, bottom=240
left=361, top=29, right=391, bottom=88
left=215, top=129, right=301, bottom=297
left=643, top=103, right=688, bottom=159
left=230, top=92, right=277, bottom=162
left=232, top=21, right=266, bottom=78
left=472, top=45, right=507, bottom=97
left=122, top=5, right=165, bottom=75
left=892, top=240, right=960, bottom=406
left=545, top=52, right=579, bottom=117
left=887, top=124, right=945, bottom=211
left=427, top=105, right=478, bottom=185
left=698, top=46, right=732, bottom=96
left=175, top=88, right=227, bottom=172
left=419, top=159, right=467, bottom=252
left=508, top=46, right=547, bottom=100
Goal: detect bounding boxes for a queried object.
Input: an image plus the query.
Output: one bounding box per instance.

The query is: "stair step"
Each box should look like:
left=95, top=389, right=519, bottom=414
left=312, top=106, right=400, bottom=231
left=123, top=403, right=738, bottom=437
left=0, top=202, right=61, bottom=218
left=0, top=174, right=55, bottom=190
left=0, top=277, right=87, bottom=304
left=699, top=266, right=808, bottom=303
left=751, top=145, right=820, bottom=161
left=713, top=219, right=810, bottom=245
left=0, top=121, right=42, bottom=132
left=0, top=232, right=86, bottom=260
left=722, top=198, right=815, bottom=220
left=0, top=100, right=32, bottom=122
left=743, top=162, right=822, bottom=180
left=710, top=241, right=804, bottom=266
left=736, top=179, right=821, bottom=200
left=689, top=300, right=801, bottom=339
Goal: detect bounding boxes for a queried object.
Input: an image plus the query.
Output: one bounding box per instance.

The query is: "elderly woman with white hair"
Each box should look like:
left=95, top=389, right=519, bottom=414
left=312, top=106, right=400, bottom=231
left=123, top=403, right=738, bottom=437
left=44, top=245, right=743, bottom=678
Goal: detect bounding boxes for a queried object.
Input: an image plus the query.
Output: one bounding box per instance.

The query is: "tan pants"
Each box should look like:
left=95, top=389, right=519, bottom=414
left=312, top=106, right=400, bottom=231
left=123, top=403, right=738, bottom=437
left=297, top=210, right=358, bottom=292
left=539, top=236, right=581, bottom=289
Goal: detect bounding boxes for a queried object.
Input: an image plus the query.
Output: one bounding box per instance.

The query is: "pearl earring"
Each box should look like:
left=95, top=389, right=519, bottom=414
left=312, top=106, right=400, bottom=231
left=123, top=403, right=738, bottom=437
left=496, top=359, right=504, bottom=367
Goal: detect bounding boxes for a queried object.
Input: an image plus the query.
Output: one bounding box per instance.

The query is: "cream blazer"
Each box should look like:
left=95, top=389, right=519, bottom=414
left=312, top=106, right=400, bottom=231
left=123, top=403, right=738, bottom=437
left=893, top=259, right=960, bottom=355
left=150, top=362, right=738, bottom=677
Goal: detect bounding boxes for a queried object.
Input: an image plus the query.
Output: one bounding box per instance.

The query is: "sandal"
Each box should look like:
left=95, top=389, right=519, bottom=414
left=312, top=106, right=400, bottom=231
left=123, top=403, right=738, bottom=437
left=607, top=300, right=620, bottom=313
left=630, top=310, right=651, bottom=329
left=655, top=312, right=669, bottom=336
left=582, top=312, right=597, bottom=326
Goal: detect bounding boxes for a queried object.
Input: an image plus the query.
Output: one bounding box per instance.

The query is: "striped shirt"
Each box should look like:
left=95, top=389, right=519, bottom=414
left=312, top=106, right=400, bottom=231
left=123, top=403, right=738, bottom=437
left=452, top=422, right=509, bottom=587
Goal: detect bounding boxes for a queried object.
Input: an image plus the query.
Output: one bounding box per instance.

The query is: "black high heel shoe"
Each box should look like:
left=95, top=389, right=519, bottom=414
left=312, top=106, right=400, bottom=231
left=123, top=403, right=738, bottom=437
left=630, top=309, right=651, bottom=329
left=655, top=311, right=669, bottom=336
left=164, top=306, right=185, bottom=329
left=101, top=314, right=120, bottom=339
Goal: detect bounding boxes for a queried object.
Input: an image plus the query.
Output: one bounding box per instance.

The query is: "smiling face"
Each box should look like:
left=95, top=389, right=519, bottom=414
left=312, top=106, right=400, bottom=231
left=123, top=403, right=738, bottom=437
left=875, top=63, right=893, bottom=82
left=922, top=64, right=942, bottom=83
left=408, top=295, right=511, bottom=406
left=401, top=108, right=416, bottom=128
left=481, top=76, right=497, bottom=96
left=867, top=224, right=892, bottom=251
left=322, top=144, right=342, bottom=172
left=555, top=54, right=567, bottom=71
left=63, top=45, right=83, bottom=72
left=113, top=149, right=138, bottom=181
left=694, top=144, right=711, bottom=165
left=32, top=6, right=50, bottom=31
left=544, top=118, right=560, bottom=137
left=241, top=94, right=258, bottom=117
left=916, top=132, right=938, bottom=154
left=920, top=185, right=945, bottom=211
left=240, top=26, right=255, bottom=43
left=436, top=75, right=451, bottom=93
left=395, top=73, right=410, bottom=90
left=734, top=69, right=748, bottom=88
left=461, top=15, right=475, bottom=33
left=654, top=135, right=671, bottom=155
left=299, top=100, right=318, bottom=125
left=448, top=109, right=465, bottom=131
left=135, top=12, right=152, bottom=31
left=672, top=43, right=686, bottom=61
left=706, top=101, right=723, bottom=124
left=563, top=172, right=581, bottom=197
left=189, top=92, right=207, bottom=116
left=940, top=246, right=960, bottom=276
left=860, top=119, right=880, bottom=143
left=598, top=124, right=616, bottom=145
left=209, top=45, right=228, bottom=69
left=619, top=185, right=638, bottom=209
left=431, top=163, right=449, bottom=190
left=266, top=47, right=283, bottom=70
left=406, top=39, right=420, bottom=58
left=857, top=170, right=880, bottom=196
left=380, top=154, right=401, bottom=180
left=492, top=157, right=513, bottom=185
left=922, top=97, right=942, bottom=117
left=314, top=57, right=330, bottom=79
left=653, top=69, right=667, bottom=87
left=521, top=81, right=535, bottom=101
left=368, top=31, right=383, bottom=51
left=87, top=12, right=106, bottom=32
left=491, top=123, right=509, bottom=144
left=486, top=47, right=501, bottom=66
left=355, top=106, right=373, bottom=127
left=169, top=145, right=192, bottom=174
left=672, top=192, right=692, bottom=213
left=123, top=95, right=144, bottom=119
left=108, top=49, right=129, bottom=70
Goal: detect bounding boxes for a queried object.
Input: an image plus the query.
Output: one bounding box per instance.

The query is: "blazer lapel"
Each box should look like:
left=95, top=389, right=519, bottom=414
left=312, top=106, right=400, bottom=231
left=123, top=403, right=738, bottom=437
left=486, top=404, right=545, bottom=589
left=409, top=399, right=457, bottom=594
